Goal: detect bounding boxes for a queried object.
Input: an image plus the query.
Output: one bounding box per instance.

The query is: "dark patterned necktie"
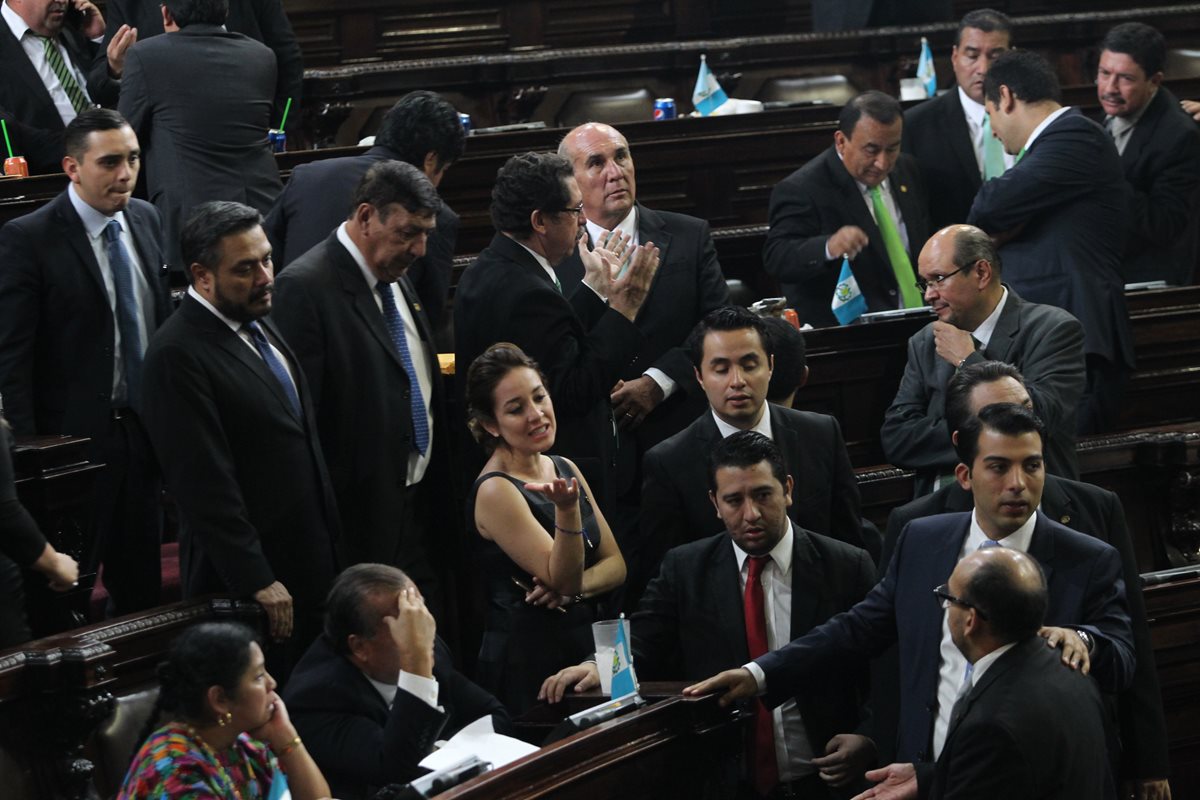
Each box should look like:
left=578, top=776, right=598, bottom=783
left=377, top=282, right=429, bottom=455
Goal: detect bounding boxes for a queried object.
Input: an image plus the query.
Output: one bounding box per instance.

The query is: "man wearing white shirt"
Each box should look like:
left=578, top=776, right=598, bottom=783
left=542, top=432, right=875, bottom=799
left=881, top=224, right=1085, bottom=495
left=903, top=9, right=1013, bottom=230
left=272, top=161, right=453, bottom=624
left=285, top=564, right=509, bottom=800
left=764, top=91, right=931, bottom=328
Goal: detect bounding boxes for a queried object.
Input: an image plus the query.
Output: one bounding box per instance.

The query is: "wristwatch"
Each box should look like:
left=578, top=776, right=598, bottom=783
left=1074, top=629, right=1094, bottom=653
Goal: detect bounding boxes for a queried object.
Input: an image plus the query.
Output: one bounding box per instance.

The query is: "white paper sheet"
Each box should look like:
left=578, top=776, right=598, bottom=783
left=418, top=715, right=540, bottom=772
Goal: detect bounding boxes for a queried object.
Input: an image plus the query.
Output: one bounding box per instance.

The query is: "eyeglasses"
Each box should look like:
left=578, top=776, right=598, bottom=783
left=933, top=583, right=988, bottom=619
left=915, top=262, right=974, bottom=293
left=550, top=202, right=585, bottom=219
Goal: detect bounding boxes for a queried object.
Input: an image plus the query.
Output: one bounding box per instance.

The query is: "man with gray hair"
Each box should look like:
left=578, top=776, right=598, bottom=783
left=881, top=224, right=1085, bottom=495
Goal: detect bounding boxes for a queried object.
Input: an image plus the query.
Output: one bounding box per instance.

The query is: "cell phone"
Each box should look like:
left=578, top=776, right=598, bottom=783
left=64, top=2, right=86, bottom=30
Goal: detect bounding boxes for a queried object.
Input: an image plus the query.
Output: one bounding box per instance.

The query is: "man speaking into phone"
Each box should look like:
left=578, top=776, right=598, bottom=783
left=0, top=0, right=118, bottom=174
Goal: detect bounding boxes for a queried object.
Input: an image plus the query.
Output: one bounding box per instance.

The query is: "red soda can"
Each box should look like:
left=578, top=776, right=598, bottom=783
left=783, top=308, right=800, bottom=329
left=3, top=156, right=28, bottom=177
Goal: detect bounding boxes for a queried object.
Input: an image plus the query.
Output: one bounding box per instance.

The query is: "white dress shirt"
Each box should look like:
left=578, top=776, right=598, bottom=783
left=338, top=223, right=434, bottom=485
left=2, top=1, right=94, bottom=126
left=370, top=670, right=441, bottom=710
left=969, top=286, right=1008, bottom=350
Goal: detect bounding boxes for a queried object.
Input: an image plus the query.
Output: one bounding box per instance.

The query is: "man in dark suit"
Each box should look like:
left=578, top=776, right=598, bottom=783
left=883, top=360, right=1170, bottom=799
left=0, top=0, right=116, bottom=173
left=453, top=152, right=658, bottom=506
left=543, top=432, right=876, bottom=798
left=638, top=307, right=865, bottom=610
left=272, top=161, right=452, bottom=622
left=858, top=547, right=1112, bottom=800
left=763, top=90, right=931, bottom=328
left=285, top=564, right=508, bottom=800
left=902, top=9, right=1013, bottom=229
left=90, top=0, right=303, bottom=130
left=0, top=109, right=169, bottom=615
left=1097, top=22, right=1200, bottom=286
left=118, top=0, right=282, bottom=270
left=687, top=404, right=1134, bottom=774
left=265, top=90, right=466, bottom=331
left=881, top=225, right=1085, bottom=495
left=967, top=50, right=1134, bottom=434
left=141, top=201, right=341, bottom=676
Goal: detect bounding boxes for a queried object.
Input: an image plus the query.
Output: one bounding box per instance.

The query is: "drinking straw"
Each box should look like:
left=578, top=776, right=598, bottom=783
left=278, top=98, right=293, bottom=131
left=1, top=119, right=12, bottom=160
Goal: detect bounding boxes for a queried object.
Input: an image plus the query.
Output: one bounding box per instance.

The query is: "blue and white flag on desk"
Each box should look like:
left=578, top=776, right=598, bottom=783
left=831, top=256, right=867, bottom=325
left=917, top=37, right=937, bottom=98
left=692, top=54, right=728, bottom=116
left=610, top=616, right=637, bottom=697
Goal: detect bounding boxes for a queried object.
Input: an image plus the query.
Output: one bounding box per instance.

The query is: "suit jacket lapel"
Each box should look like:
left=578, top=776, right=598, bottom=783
left=635, top=204, right=672, bottom=312
left=1, top=27, right=58, bottom=117
left=789, top=524, right=824, bottom=639
left=1120, top=88, right=1165, bottom=167
left=981, top=286, right=1022, bottom=361
left=944, top=636, right=1032, bottom=744
left=769, top=405, right=803, bottom=497
left=826, top=149, right=887, bottom=267
left=125, top=205, right=168, bottom=330
left=941, top=91, right=982, bottom=194
left=889, top=162, right=923, bottom=260
left=714, top=540, right=751, bottom=665
left=332, top=239, right=411, bottom=378
left=1026, top=514, right=1056, bottom=585
left=53, top=192, right=111, bottom=306
left=1039, top=477, right=1078, bottom=531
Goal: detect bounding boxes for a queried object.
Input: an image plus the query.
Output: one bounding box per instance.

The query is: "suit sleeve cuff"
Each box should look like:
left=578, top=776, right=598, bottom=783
left=398, top=671, right=440, bottom=710
left=743, top=661, right=768, bottom=695
left=643, top=368, right=676, bottom=399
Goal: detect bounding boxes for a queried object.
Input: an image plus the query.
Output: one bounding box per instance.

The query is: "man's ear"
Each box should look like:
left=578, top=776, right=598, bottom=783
left=530, top=209, right=548, bottom=236
left=62, top=155, right=80, bottom=184
left=955, top=462, right=972, bottom=492
left=999, top=84, right=1016, bottom=114
left=346, top=634, right=370, bottom=666
left=797, top=365, right=810, bottom=390
left=783, top=475, right=794, bottom=508
left=708, top=489, right=720, bottom=517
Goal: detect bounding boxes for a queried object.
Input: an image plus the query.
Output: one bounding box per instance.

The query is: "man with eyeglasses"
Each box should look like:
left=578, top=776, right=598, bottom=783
left=686, top=402, right=1134, bottom=787
left=880, top=224, right=1085, bottom=496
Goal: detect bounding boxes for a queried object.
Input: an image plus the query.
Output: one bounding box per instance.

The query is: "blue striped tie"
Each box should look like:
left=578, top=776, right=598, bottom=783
left=376, top=282, right=429, bottom=455
left=102, top=220, right=144, bottom=409
left=244, top=321, right=301, bottom=418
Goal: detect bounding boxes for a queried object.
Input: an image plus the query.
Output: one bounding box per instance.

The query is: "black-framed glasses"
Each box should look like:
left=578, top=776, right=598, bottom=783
left=915, top=262, right=974, bottom=293
left=933, top=583, right=988, bottom=619
left=550, top=202, right=585, bottom=219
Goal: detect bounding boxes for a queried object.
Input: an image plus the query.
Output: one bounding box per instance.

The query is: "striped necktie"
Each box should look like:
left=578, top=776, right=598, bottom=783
left=102, top=220, right=145, bottom=409
left=376, top=282, right=430, bottom=455
left=38, top=35, right=90, bottom=114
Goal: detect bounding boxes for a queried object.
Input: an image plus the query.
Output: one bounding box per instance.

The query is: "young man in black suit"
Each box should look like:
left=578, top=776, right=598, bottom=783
left=860, top=547, right=1111, bottom=800
left=543, top=432, right=876, bottom=798
left=0, top=108, right=170, bottom=615
left=285, top=564, right=508, bottom=800
left=141, top=201, right=341, bottom=677
left=272, top=161, right=452, bottom=622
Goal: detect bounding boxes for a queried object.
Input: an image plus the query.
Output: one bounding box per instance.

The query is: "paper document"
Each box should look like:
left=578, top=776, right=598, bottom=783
left=418, top=715, right=539, bottom=772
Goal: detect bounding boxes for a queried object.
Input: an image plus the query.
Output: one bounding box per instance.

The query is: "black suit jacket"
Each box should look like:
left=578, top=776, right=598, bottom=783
left=882, top=475, right=1168, bottom=780
left=272, top=233, right=457, bottom=571
left=1107, top=87, right=1200, bottom=286
left=902, top=89, right=981, bottom=230
left=880, top=288, right=1085, bottom=493
left=0, top=23, right=103, bottom=174
left=967, top=109, right=1134, bottom=367
left=118, top=24, right=282, bottom=268
left=283, top=634, right=509, bottom=800
left=635, top=525, right=874, bottom=752
left=0, top=190, right=169, bottom=459
left=453, top=233, right=644, bottom=504
left=264, top=145, right=460, bottom=329
left=919, top=636, right=1112, bottom=800
left=90, top=0, right=303, bottom=126
left=763, top=146, right=931, bottom=328
left=141, top=294, right=341, bottom=607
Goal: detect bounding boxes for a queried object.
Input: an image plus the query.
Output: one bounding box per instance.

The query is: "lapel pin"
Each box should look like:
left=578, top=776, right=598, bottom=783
left=414, top=303, right=422, bottom=311
left=900, top=184, right=908, bottom=193
left=1060, top=515, right=1071, bottom=524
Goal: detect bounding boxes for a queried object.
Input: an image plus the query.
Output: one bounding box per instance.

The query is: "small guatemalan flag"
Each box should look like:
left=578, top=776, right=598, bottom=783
left=917, top=37, right=937, bottom=98
left=692, top=54, right=728, bottom=116
left=610, top=614, right=638, bottom=697
left=831, top=256, right=867, bottom=325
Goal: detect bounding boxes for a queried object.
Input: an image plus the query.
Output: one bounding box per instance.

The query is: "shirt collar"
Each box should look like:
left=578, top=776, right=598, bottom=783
left=512, top=238, right=559, bottom=287
left=732, top=519, right=795, bottom=576
left=67, top=183, right=126, bottom=240
left=957, top=86, right=987, bottom=128
left=585, top=205, right=638, bottom=247
left=187, top=285, right=246, bottom=335
left=711, top=404, right=773, bottom=440
left=970, top=641, right=1017, bottom=686
left=970, top=286, right=1008, bottom=348
left=1022, top=106, right=1072, bottom=153
left=1106, top=88, right=1156, bottom=134
left=966, top=507, right=1038, bottom=553
left=336, top=222, right=384, bottom=292
left=2, top=2, right=32, bottom=41
left=369, top=674, right=399, bottom=707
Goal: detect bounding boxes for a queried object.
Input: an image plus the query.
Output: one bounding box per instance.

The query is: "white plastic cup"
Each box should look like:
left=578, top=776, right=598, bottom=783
left=592, top=618, right=631, bottom=696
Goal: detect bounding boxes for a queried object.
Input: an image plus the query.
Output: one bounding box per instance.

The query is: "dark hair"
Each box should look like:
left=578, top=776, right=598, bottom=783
left=762, top=317, right=807, bottom=403
left=1100, top=22, right=1166, bottom=78
left=708, top=430, right=788, bottom=494
left=983, top=49, right=1062, bottom=106
left=951, top=225, right=1002, bottom=278
left=837, top=91, right=903, bottom=138
left=686, top=306, right=773, bottom=370
left=944, top=361, right=1026, bottom=440
left=351, top=160, right=442, bottom=220
left=180, top=201, right=263, bottom=281
left=376, top=90, right=466, bottom=171
left=954, top=402, right=1044, bottom=466
left=963, top=553, right=1048, bottom=642
left=162, top=0, right=229, bottom=26
left=464, top=343, right=548, bottom=454
left=64, top=108, right=130, bottom=160
left=490, top=152, right=575, bottom=237
left=956, top=8, right=1012, bottom=46
left=132, top=622, right=258, bottom=762
left=324, top=564, right=411, bottom=656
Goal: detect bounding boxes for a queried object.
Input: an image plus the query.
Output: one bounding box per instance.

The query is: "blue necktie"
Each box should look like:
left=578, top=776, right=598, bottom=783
left=102, top=220, right=144, bottom=410
left=376, top=282, right=429, bottom=455
left=244, top=321, right=301, bottom=419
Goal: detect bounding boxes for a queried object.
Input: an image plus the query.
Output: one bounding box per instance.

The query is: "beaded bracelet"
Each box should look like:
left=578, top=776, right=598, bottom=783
left=555, top=524, right=585, bottom=535
left=277, top=736, right=303, bottom=758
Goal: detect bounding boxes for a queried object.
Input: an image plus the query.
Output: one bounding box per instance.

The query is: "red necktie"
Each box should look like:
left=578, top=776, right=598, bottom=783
left=744, top=555, right=778, bottom=795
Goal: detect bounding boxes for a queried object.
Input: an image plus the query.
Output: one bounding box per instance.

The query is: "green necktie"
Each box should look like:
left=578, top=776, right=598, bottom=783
left=981, top=115, right=1007, bottom=181
left=868, top=185, right=924, bottom=309
left=39, top=35, right=90, bottom=114
left=552, top=272, right=563, bottom=293
left=1015, top=147, right=1026, bottom=164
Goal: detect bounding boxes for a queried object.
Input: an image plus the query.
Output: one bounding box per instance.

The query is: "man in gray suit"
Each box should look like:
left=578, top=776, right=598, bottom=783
left=118, top=0, right=281, bottom=270
left=881, top=225, right=1085, bottom=495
